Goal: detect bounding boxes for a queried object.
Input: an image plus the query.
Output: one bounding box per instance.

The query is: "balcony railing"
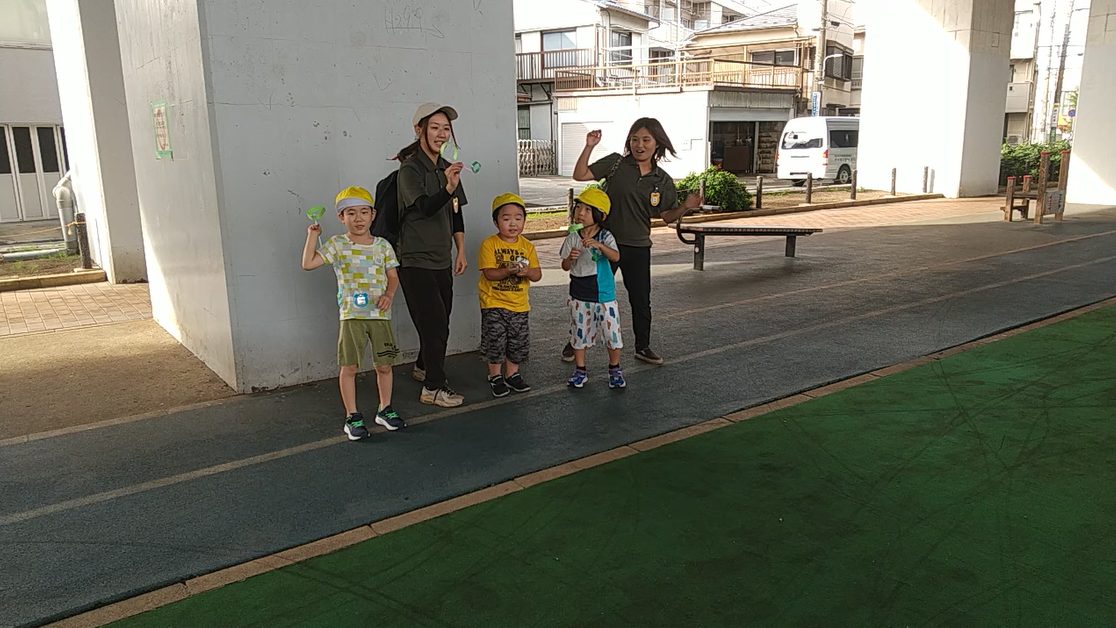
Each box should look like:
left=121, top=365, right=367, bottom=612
left=553, top=59, right=804, bottom=92
left=516, top=49, right=595, bottom=81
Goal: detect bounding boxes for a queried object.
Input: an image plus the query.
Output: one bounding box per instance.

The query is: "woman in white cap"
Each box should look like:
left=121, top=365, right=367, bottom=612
left=395, top=103, right=468, bottom=408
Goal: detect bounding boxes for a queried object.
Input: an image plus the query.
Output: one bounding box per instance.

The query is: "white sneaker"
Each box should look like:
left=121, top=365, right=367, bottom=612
left=420, top=386, right=464, bottom=407
left=411, top=367, right=426, bottom=382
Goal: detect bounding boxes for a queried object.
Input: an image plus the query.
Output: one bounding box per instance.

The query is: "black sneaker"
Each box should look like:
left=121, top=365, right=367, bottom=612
left=488, top=375, right=510, bottom=398
left=344, top=413, right=371, bottom=441
left=561, top=342, right=575, bottom=363
left=634, top=347, right=664, bottom=365
left=505, top=373, right=531, bottom=393
left=375, top=405, right=406, bottom=431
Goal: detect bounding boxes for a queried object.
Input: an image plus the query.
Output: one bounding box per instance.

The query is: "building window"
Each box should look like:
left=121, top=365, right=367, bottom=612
left=517, top=107, right=531, bottom=140
left=825, top=45, right=852, bottom=80
left=542, top=30, right=577, bottom=51
left=542, top=29, right=579, bottom=68
left=0, top=127, right=12, bottom=176
left=851, top=56, right=863, bottom=89
left=12, top=126, right=35, bottom=174
left=610, top=30, right=633, bottom=64
left=515, top=34, right=522, bottom=54
left=750, top=50, right=796, bottom=67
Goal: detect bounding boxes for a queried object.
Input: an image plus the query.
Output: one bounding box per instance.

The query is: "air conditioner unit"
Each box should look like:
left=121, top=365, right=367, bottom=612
left=1006, top=135, right=1021, bottom=145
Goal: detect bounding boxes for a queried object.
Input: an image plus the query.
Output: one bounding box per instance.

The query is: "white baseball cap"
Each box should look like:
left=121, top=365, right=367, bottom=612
left=412, top=103, right=459, bottom=127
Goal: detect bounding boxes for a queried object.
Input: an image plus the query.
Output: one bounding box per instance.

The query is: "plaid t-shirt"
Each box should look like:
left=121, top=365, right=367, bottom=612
left=319, top=234, right=399, bottom=320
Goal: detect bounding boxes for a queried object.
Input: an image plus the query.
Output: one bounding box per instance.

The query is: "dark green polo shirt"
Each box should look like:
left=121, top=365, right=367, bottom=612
left=397, top=150, right=467, bottom=269
left=589, top=152, right=678, bottom=248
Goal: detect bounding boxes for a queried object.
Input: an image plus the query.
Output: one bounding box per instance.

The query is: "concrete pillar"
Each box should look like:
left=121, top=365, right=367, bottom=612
left=1066, top=0, right=1116, bottom=208
left=45, top=0, right=145, bottom=282
left=857, top=0, right=1014, bottom=197
left=112, top=0, right=517, bottom=392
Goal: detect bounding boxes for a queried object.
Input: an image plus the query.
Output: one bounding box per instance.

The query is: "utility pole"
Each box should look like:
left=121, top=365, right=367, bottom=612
left=1049, top=0, right=1076, bottom=143
left=811, top=0, right=828, bottom=116
left=1037, top=0, right=1059, bottom=142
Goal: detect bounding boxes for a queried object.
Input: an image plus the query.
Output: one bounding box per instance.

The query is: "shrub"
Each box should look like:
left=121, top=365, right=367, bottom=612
left=677, top=167, right=753, bottom=212
left=1000, top=140, right=1071, bottom=185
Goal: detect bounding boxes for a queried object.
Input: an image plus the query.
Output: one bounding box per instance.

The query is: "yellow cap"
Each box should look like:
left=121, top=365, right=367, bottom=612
left=335, top=186, right=374, bottom=213
left=491, top=192, right=526, bottom=212
left=575, top=187, right=611, bottom=216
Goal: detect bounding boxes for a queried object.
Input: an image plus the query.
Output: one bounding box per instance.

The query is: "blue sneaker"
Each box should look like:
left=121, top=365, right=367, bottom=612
left=344, top=413, right=371, bottom=441
left=567, top=369, right=588, bottom=388
left=375, top=405, right=406, bottom=431
left=608, top=366, right=626, bottom=389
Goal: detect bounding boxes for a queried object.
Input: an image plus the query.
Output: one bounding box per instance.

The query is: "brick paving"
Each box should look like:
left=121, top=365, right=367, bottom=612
left=0, top=282, right=152, bottom=337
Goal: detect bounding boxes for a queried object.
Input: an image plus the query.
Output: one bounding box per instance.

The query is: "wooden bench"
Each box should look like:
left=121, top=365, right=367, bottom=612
left=674, top=224, right=823, bottom=270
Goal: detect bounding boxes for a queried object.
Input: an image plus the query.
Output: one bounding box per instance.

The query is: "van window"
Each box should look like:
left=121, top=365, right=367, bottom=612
left=781, top=134, right=822, bottom=150
left=829, top=129, right=859, bottom=148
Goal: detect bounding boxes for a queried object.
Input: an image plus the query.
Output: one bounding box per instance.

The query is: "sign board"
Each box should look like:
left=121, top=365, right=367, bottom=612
left=810, top=91, right=821, bottom=117
left=1044, top=189, right=1064, bottom=216
left=151, top=101, right=172, bottom=159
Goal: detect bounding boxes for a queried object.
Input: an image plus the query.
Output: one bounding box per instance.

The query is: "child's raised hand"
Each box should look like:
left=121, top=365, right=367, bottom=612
left=566, top=248, right=581, bottom=262
left=307, top=223, right=322, bottom=235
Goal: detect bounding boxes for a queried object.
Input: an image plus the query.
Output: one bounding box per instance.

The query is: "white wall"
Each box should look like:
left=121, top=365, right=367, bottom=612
left=115, top=0, right=519, bottom=392
left=556, top=90, right=709, bottom=178
left=114, top=0, right=237, bottom=385
left=858, top=0, right=1013, bottom=197
left=529, top=103, right=553, bottom=141
left=0, top=47, right=62, bottom=123
left=1066, top=0, right=1116, bottom=207
left=513, top=0, right=599, bottom=32
left=46, top=0, right=145, bottom=282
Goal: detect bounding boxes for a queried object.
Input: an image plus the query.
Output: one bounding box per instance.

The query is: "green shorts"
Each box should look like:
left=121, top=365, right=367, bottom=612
left=338, top=319, right=399, bottom=367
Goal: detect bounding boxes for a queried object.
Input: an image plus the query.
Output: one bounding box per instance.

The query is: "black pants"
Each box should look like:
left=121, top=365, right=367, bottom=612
left=398, top=267, right=453, bottom=389
left=612, top=244, right=652, bottom=351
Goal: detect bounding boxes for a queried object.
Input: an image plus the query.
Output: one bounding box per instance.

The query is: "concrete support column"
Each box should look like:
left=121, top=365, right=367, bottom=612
left=857, top=0, right=1014, bottom=198
left=113, top=0, right=517, bottom=392
left=45, top=0, right=145, bottom=282
left=1066, top=0, right=1116, bottom=208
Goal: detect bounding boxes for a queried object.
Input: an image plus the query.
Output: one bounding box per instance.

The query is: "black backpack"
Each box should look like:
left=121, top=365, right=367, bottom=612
left=372, top=170, right=401, bottom=248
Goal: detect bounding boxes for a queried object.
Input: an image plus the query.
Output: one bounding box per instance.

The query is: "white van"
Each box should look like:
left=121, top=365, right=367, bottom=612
left=776, top=116, right=859, bottom=185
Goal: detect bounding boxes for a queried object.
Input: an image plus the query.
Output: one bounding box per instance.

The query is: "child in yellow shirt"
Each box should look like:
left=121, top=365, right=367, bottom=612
left=477, top=193, right=542, bottom=397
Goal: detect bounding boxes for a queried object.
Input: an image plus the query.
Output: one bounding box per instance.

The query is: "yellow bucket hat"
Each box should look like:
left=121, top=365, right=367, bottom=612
left=335, top=186, right=374, bottom=213
left=575, top=187, right=611, bottom=216
left=491, top=192, right=526, bottom=212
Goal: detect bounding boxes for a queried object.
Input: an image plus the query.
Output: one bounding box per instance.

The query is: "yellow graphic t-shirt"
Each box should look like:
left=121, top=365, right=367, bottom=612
left=477, top=234, right=539, bottom=313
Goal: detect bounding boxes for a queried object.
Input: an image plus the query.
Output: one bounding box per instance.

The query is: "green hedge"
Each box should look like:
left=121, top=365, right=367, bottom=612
left=1000, top=140, right=1071, bottom=185
left=677, top=167, right=753, bottom=212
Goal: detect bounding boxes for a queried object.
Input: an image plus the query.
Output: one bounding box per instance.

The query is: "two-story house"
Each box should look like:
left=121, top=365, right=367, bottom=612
left=1005, top=0, right=1041, bottom=144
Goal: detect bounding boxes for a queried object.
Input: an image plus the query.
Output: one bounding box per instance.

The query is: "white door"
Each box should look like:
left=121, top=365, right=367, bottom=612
left=10, top=126, right=44, bottom=220
left=0, top=126, right=21, bottom=223
left=33, top=126, right=63, bottom=220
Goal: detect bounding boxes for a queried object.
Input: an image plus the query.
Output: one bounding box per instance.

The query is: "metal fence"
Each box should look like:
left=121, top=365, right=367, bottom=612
left=517, top=139, right=555, bottom=176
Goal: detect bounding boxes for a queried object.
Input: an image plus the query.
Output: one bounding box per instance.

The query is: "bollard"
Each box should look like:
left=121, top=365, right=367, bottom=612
left=74, top=212, right=93, bottom=270
left=890, top=168, right=897, bottom=195
left=805, top=173, right=814, bottom=204
left=850, top=170, right=857, bottom=200
left=755, top=175, right=763, bottom=210
left=922, top=166, right=929, bottom=194
left=1004, top=176, right=1016, bottom=221
left=1034, top=151, right=1050, bottom=225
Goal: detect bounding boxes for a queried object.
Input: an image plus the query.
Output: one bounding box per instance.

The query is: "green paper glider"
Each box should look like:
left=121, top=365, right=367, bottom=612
left=568, top=223, right=584, bottom=233
left=439, top=140, right=459, bottom=161
left=305, top=205, right=325, bottom=222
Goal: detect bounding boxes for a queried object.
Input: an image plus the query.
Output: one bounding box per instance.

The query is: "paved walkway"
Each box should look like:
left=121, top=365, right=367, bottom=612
left=0, top=282, right=151, bottom=337
left=4, top=199, right=1115, bottom=626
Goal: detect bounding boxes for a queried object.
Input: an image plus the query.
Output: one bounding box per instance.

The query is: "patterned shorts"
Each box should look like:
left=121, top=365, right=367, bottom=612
left=480, top=308, right=530, bottom=364
left=569, top=299, right=623, bottom=350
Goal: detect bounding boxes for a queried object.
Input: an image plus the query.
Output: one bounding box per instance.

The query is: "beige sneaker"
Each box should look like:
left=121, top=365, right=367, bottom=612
left=420, top=386, right=464, bottom=407
left=411, top=367, right=426, bottom=382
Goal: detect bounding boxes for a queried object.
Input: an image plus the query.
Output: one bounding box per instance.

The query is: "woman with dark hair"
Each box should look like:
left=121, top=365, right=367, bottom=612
left=563, top=117, right=703, bottom=365
left=396, top=102, right=468, bottom=407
